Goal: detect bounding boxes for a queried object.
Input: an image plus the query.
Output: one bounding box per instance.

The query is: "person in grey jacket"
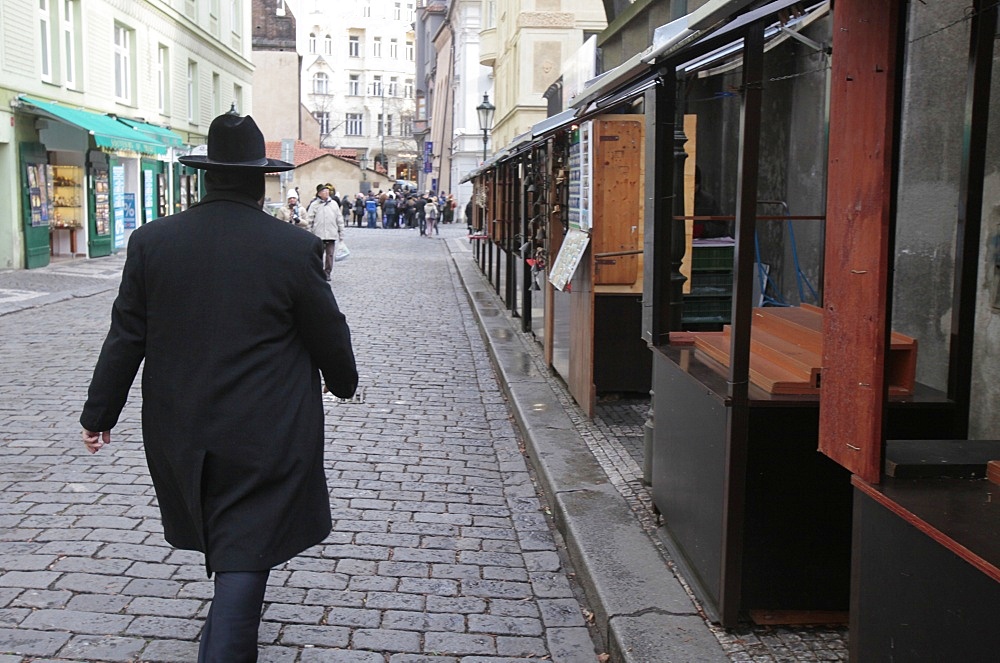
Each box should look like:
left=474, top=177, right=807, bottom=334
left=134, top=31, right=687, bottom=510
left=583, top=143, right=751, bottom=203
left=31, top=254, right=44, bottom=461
left=306, top=183, right=346, bottom=281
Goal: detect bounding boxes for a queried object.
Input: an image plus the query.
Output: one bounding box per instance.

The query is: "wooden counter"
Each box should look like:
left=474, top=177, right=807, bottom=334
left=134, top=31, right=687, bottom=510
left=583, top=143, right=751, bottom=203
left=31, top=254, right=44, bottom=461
left=851, top=469, right=1000, bottom=661
left=650, top=346, right=959, bottom=625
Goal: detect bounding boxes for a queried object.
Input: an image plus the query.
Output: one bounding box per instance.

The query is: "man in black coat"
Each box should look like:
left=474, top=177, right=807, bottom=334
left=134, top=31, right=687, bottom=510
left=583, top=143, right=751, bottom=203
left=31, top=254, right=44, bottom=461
left=80, top=113, right=358, bottom=662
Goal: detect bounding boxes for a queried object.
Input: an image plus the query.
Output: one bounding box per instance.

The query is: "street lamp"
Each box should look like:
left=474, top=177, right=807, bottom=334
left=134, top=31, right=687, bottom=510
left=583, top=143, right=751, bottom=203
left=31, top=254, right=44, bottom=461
left=476, top=93, right=495, bottom=162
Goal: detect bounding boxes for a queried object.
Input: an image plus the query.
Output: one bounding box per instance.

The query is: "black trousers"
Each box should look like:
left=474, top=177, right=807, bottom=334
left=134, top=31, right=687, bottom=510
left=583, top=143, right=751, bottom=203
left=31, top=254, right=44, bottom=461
left=197, top=570, right=270, bottom=663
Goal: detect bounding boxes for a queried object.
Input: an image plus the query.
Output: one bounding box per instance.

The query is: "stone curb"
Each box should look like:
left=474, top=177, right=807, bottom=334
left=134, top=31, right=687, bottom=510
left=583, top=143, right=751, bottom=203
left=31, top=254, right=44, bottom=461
left=446, top=239, right=727, bottom=663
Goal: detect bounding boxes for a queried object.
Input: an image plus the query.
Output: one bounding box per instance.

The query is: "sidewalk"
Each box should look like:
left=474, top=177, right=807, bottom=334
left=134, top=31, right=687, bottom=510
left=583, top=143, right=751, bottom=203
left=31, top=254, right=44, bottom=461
left=444, top=237, right=729, bottom=663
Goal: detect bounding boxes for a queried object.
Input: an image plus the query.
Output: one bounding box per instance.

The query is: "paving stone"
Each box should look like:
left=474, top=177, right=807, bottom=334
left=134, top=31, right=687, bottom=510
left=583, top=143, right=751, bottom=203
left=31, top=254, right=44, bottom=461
left=138, top=638, right=202, bottom=662
left=300, top=649, right=383, bottom=663
left=352, top=628, right=422, bottom=653
left=20, top=608, right=134, bottom=633
left=262, top=603, right=325, bottom=624
left=278, top=624, right=351, bottom=648
left=126, top=596, right=202, bottom=618
left=423, top=631, right=496, bottom=656
left=12, top=589, right=72, bottom=609
left=56, top=634, right=146, bottom=661
left=125, top=615, right=203, bottom=639
left=0, top=627, right=70, bottom=656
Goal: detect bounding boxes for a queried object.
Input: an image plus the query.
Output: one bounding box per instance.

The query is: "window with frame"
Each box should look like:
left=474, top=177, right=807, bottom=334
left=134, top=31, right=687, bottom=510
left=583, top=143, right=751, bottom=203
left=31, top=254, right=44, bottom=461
left=373, top=37, right=381, bottom=58
left=315, top=111, right=330, bottom=135
left=157, top=45, right=169, bottom=113
left=386, top=115, right=393, bottom=137
left=393, top=2, right=400, bottom=20
left=401, top=116, right=413, bottom=136
left=212, top=72, right=220, bottom=116
left=309, top=33, right=316, bottom=53
left=62, top=0, right=78, bottom=89
left=209, top=0, right=220, bottom=36
left=377, top=113, right=384, bottom=137
left=324, top=34, right=332, bottom=55
left=372, top=75, right=382, bottom=96
left=114, top=23, right=133, bottom=103
left=313, top=72, right=329, bottom=95
left=187, top=60, right=198, bottom=123
left=406, top=1, right=414, bottom=22
left=390, top=38, right=398, bottom=59
left=348, top=74, right=360, bottom=96
left=405, top=40, right=413, bottom=61
left=363, top=0, right=370, bottom=17
left=349, top=35, right=359, bottom=57
left=39, top=0, right=52, bottom=82
left=233, top=84, right=243, bottom=115
left=404, top=78, right=413, bottom=98
left=230, top=0, right=242, bottom=50
left=346, top=113, right=363, bottom=136
left=388, top=77, right=398, bottom=97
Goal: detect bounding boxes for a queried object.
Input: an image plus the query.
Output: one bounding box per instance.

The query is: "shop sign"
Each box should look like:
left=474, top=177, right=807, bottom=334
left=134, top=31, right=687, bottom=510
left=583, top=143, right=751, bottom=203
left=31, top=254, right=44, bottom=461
left=123, top=193, right=136, bottom=230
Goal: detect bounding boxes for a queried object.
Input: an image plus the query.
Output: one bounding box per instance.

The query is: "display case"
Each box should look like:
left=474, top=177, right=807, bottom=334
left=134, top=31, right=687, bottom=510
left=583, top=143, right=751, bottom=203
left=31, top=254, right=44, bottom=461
left=51, top=165, right=83, bottom=229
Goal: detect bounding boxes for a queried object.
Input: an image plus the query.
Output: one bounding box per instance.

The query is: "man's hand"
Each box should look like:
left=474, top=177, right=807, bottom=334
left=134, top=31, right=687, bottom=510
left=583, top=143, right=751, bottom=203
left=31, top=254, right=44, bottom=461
left=82, top=429, right=111, bottom=454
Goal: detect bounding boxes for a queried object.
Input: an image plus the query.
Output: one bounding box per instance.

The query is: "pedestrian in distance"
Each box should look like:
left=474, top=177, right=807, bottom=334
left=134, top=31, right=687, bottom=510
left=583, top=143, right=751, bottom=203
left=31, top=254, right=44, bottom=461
left=274, top=188, right=305, bottom=227
left=383, top=193, right=398, bottom=229
left=365, top=194, right=378, bottom=228
left=306, top=182, right=346, bottom=281
left=353, top=193, right=365, bottom=228
left=79, top=112, right=358, bottom=663
left=414, top=192, right=428, bottom=235
left=341, top=194, right=353, bottom=223
left=425, top=196, right=440, bottom=237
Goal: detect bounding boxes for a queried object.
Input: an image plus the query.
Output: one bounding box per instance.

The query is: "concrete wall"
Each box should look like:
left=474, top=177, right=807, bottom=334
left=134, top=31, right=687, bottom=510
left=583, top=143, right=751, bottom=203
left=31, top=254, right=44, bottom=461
left=894, top=3, right=967, bottom=393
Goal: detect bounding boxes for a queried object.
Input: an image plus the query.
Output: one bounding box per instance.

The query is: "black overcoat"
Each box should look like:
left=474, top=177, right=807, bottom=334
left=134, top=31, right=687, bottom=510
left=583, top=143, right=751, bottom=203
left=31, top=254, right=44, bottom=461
left=81, top=190, right=358, bottom=573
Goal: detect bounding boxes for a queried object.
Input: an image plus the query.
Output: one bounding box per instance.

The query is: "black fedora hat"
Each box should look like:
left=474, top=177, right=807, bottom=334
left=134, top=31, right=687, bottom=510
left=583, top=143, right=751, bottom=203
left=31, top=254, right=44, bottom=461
left=178, top=114, right=295, bottom=172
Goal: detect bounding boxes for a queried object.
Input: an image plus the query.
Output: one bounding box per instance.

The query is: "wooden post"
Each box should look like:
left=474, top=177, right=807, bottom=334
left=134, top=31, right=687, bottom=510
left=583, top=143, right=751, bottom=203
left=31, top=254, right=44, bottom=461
left=818, top=0, right=903, bottom=484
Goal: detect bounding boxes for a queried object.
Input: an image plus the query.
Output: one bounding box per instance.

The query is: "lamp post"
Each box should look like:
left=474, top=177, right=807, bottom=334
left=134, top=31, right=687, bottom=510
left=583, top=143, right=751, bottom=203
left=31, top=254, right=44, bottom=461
left=476, top=93, right=495, bottom=162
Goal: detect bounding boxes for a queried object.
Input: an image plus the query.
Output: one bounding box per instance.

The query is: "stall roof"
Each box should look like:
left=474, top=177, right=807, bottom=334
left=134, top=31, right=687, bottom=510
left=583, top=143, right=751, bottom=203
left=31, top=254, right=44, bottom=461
left=16, top=95, right=166, bottom=155
left=116, top=118, right=185, bottom=149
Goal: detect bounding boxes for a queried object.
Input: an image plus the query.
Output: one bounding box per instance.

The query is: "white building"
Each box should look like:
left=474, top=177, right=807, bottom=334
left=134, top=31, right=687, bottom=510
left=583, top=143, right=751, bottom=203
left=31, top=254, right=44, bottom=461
left=293, top=0, right=419, bottom=183
left=2, top=0, right=254, bottom=269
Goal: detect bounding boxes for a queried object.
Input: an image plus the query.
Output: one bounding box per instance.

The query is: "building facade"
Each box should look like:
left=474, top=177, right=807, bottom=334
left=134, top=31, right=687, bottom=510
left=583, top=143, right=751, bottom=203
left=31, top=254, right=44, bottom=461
left=2, top=0, right=255, bottom=269
left=294, top=0, right=419, bottom=182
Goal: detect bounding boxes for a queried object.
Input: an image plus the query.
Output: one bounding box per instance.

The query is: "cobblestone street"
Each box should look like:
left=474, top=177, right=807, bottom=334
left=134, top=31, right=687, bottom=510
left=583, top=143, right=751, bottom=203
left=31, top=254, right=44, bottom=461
left=0, top=225, right=598, bottom=662
left=0, top=223, right=847, bottom=662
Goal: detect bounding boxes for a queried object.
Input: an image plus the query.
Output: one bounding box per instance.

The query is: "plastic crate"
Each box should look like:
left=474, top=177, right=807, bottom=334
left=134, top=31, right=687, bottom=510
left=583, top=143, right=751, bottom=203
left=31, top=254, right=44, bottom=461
left=691, top=245, right=734, bottom=271
left=689, top=271, right=733, bottom=295
left=682, top=295, right=732, bottom=323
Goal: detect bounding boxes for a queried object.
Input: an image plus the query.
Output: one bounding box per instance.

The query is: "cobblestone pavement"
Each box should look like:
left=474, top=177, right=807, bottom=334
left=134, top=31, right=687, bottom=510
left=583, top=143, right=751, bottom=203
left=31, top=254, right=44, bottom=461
left=0, top=225, right=601, bottom=662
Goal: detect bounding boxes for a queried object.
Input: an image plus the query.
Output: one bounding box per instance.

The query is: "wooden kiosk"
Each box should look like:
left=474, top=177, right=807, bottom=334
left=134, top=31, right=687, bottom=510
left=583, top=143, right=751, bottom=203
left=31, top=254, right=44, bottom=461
left=644, top=1, right=964, bottom=627
left=548, top=115, right=649, bottom=417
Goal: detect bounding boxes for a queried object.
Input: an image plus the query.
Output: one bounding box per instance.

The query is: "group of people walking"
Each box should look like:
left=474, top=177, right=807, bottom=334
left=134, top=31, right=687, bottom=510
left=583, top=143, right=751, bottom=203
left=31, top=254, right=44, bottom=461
left=338, top=189, right=458, bottom=236
left=275, top=182, right=346, bottom=282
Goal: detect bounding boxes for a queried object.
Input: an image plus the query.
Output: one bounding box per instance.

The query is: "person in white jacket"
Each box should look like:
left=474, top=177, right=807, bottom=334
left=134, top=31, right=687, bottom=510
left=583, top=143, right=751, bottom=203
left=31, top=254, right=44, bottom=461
left=306, top=183, right=346, bottom=281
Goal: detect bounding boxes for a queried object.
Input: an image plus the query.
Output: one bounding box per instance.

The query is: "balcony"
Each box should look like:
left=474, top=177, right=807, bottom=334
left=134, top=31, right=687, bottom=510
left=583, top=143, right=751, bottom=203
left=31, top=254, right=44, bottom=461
left=479, top=27, right=497, bottom=67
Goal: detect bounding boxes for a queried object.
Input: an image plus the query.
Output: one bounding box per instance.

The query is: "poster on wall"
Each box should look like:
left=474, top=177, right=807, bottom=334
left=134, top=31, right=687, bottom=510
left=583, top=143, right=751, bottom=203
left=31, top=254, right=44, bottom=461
left=123, top=193, right=136, bottom=230
left=26, top=164, right=52, bottom=227
left=143, top=170, right=154, bottom=223
left=112, top=165, right=125, bottom=249
left=548, top=227, right=591, bottom=292
left=567, top=121, right=593, bottom=232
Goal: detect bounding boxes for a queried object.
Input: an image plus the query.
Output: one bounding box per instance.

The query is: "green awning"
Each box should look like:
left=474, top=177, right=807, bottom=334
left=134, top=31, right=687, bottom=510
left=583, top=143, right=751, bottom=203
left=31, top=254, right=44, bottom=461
left=116, top=117, right=185, bottom=148
left=17, top=95, right=166, bottom=156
